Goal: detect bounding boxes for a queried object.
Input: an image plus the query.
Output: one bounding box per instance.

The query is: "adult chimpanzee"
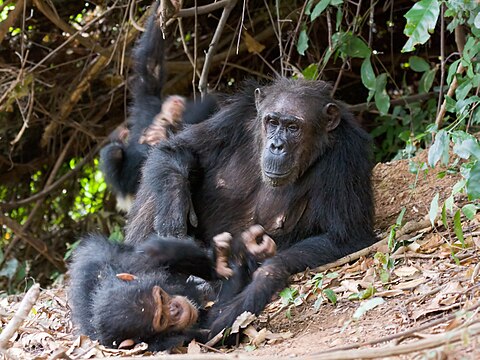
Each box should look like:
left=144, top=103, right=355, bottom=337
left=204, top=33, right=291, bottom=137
left=124, top=77, right=376, bottom=337
left=68, top=227, right=276, bottom=351
left=99, top=2, right=217, bottom=211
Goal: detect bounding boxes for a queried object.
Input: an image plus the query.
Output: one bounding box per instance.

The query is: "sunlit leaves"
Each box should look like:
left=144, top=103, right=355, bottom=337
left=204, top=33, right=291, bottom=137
left=361, top=58, right=376, bottom=91
left=409, top=56, right=430, bottom=72
left=402, top=0, right=440, bottom=52
left=374, top=73, right=390, bottom=115
left=453, top=210, right=465, bottom=247
left=297, top=25, right=309, bottom=56
left=428, top=130, right=449, bottom=167
left=429, top=193, right=439, bottom=226
left=419, top=68, right=437, bottom=93
left=466, top=161, right=480, bottom=199
left=339, top=33, right=371, bottom=58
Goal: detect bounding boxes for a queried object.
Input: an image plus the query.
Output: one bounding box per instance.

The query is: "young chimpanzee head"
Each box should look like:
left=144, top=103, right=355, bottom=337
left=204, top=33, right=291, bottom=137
left=91, top=270, right=202, bottom=350
left=255, top=78, right=342, bottom=187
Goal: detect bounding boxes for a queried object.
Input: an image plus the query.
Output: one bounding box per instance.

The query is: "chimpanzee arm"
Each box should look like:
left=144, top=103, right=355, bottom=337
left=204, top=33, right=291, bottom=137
left=209, top=232, right=374, bottom=337
left=125, top=126, right=211, bottom=244
left=138, top=235, right=215, bottom=280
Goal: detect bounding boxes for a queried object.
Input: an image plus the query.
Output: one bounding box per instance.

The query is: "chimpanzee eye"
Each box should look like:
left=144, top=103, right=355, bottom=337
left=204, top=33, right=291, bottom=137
left=267, top=118, right=280, bottom=127
left=288, top=124, right=299, bottom=132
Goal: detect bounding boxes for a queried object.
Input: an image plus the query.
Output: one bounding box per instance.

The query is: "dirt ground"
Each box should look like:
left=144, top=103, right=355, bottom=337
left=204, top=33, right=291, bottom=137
left=1, top=150, right=479, bottom=359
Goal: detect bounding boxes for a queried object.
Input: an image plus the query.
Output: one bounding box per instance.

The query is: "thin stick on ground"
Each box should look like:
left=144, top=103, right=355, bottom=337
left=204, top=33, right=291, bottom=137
left=0, top=283, right=41, bottom=351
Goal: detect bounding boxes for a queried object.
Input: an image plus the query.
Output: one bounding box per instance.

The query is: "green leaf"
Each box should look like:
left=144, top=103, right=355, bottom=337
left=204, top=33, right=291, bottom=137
left=361, top=57, right=376, bottom=91
left=311, top=0, right=330, bottom=21
left=447, top=59, right=461, bottom=85
left=453, top=210, right=465, bottom=247
left=340, top=33, right=371, bottom=59
left=453, top=138, right=480, bottom=160
left=352, top=297, right=385, bottom=321
left=279, top=287, right=298, bottom=306
left=302, top=63, right=319, bottom=80
left=462, top=204, right=477, bottom=220
left=305, top=0, right=315, bottom=15
left=379, top=269, right=390, bottom=283
left=456, top=80, right=473, bottom=101
left=419, top=68, right=437, bottom=93
left=409, top=56, right=430, bottom=72
left=428, top=130, right=449, bottom=167
left=402, top=0, right=440, bottom=53
left=322, top=289, right=337, bottom=304
left=441, top=203, right=448, bottom=228
left=396, top=207, right=406, bottom=226
left=429, top=193, right=439, bottom=226
left=374, top=73, right=390, bottom=115
left=466, top=162, right=480, bottom=200
left=297, top=26, right=309, bottom=56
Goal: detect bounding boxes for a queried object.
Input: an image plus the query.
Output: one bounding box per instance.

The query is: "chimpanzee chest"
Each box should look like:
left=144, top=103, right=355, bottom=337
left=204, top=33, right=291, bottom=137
left=194, top=161, right=310, bottom=239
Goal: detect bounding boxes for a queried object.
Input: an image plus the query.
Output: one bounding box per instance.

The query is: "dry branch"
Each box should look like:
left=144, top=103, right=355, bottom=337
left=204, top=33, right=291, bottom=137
left=0, top=214, right=65, bottom=271
left=434, top=25, right=467, bottom=130
left=198, top=0, right=238, bottom=96
left=0, top=283, right=40, bottom=351
left=39, top=5, right=151, bottom=146
left=0, top=139, right=108, bottom=211
left=32, top=0, right=108, bottom=56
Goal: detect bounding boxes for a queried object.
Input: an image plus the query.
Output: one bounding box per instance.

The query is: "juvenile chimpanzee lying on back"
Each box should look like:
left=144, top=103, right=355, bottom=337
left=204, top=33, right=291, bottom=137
left=68, top=227, right=276, bottom=351
left=125, top=77, right=376, bottom=338
left=100, top=1, right=217, bottom=211
left=68, top=234, right=215, bottom=351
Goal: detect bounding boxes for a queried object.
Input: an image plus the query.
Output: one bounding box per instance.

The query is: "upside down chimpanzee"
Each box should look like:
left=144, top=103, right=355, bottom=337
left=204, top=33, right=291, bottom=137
left=124, top=77, right=376, bottom=338
left=68, top=226, right=276, bottom=351
left=99, top=1, right=217, bottom=211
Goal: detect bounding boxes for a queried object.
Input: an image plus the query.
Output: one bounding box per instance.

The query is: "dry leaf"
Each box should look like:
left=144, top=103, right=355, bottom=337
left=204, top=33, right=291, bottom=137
left=393, top=266, right=420, bottom=278
left=392, top=277, right=426, bottom=290
left=118, top=339, right=135, bottom=349
left=375, top=289, right=405, bottom=297
left=244, top=32, right=265, bottom=53
left=266, top=331, right=293, bottom=344
left=231, top=312, right=256, bottom=334
left=187, top=339, right=202, bottom=354
left=339, top=280, right=361, bottom=293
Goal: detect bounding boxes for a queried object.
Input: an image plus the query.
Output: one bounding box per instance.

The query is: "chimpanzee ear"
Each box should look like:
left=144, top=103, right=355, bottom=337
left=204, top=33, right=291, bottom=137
left=254, top=88, right=264, bottom=109
left=323, top=103, right=341, bottom=131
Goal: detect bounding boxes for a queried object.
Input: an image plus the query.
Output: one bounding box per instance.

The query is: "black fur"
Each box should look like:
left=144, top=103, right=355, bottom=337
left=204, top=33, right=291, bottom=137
left=68, top=234, right=216, bottom=351
left=99, top=2, right=217, bottom=207
left=125, top=77, right=376, bottom=338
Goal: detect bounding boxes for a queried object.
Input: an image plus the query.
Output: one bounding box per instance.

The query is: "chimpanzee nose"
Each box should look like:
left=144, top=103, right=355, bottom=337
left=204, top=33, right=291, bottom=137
left=269, top=141, right=284, bottom=154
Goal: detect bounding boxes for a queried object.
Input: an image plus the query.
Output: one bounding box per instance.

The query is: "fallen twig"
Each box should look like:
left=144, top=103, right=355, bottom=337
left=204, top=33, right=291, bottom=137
left=313, top=320, right=480, bottom=359
left=0, top=283, right=41, bottom=351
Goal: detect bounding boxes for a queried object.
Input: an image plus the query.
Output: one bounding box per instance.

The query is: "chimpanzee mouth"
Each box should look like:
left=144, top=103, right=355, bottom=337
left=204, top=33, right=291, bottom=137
left=264, top=170, right=291, bottom=179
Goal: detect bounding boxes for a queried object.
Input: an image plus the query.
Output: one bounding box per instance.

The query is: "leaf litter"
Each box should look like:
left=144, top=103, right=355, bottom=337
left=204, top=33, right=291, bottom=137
left=1, top=151, right=480, bottom=359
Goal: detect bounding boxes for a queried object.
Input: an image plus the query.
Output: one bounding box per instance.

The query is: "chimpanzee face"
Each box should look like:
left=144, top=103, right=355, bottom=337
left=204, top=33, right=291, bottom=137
left=255, top=84, right=341, bottom=187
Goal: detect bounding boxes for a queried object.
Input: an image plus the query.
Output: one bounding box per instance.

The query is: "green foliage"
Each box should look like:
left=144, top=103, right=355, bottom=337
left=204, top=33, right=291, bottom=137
left=402, top=0, right=440, bottom=52
left=70, top=159, right=107, bottom=220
